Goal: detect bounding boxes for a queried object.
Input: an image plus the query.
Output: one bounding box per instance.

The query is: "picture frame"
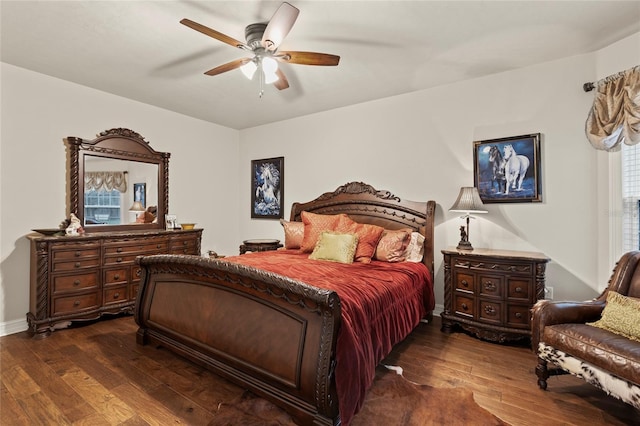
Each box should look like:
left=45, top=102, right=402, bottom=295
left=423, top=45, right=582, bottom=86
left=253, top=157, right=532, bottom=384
left=473, top=133, right=542, bottom=203
left=133, top=182, right=146, bottom=208
left=251, top=156, right=284, bottom=219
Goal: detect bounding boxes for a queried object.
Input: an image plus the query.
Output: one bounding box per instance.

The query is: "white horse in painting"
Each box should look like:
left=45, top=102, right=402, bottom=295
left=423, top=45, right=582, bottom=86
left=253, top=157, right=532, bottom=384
left=502, top=144, right=530, bottom=194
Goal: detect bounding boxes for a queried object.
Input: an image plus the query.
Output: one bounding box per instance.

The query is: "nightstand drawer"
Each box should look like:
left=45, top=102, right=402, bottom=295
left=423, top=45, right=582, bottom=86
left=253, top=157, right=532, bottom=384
left=508, top=278, right=532, bottom=301
left=455, top=272, right=475, bottom=293
left=479, top=275, right=503, bottom=298
left=479, top=300, right=502, bottom=325
left=454, top=295, right=474, bottom=318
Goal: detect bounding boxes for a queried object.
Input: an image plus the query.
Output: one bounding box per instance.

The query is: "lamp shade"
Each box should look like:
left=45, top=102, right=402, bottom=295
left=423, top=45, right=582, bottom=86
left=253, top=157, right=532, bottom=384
left=129, top=201, right=145, bottom=212
left=449, top=187, right=487, bottom=214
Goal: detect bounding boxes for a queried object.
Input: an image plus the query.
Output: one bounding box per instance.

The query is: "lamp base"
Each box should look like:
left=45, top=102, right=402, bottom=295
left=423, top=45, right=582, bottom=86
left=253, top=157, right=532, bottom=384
left=456, top=240, right=474, bottom=251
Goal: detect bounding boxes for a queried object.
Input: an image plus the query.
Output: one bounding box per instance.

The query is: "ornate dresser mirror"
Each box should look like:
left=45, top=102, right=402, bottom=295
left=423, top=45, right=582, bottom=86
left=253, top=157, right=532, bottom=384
left=66, top=128, right=170, bottom=232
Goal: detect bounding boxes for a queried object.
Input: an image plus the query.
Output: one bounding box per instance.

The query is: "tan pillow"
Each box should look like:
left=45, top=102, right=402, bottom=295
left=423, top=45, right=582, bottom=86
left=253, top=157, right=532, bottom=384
left=309, top=231, right=359, bottom=264
left=279, top=219, right=304, bottom=249
left=300, top=211, right=342, bottom=252
left=404, top=232, right=425, bottom=263
left=374, top=229, right=412, bottom=262
left=335, top=215, right=384, bottom=263
left=588, top=291, right=640, bottom=342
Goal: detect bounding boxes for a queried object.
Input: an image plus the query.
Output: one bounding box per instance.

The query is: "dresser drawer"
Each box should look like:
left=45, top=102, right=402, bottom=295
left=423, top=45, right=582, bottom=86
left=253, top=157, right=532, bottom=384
left=103, top=239, right=168, bottom=255
left=52, top=246, right=100, bottom=261
left=104, top=268, right=129, bottom=286
left=53, top=258, right=101, bottom=272
left=103, top=254, right=140, bottom=266
left=53, top=272, right=99, bottom=293
left=53, top=292, right=100, bottom=315
left=479, top=275, right=503, bottom=299
left=103, top=286, right=128, bottom=305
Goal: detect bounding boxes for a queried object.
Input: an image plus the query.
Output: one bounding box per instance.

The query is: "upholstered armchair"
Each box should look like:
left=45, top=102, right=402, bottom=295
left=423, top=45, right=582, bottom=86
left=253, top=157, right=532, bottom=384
left=531, top=251, right=640, bottom=409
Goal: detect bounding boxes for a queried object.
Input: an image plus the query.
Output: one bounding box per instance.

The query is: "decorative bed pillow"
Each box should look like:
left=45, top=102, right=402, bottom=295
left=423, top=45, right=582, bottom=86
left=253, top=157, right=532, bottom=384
left=279, top=219, right=304, bottom=249
left=404, top=232, right=425, bottom=263
left=300, top=211, right=343, bottom=252
left=587, top=291, right=640, bottom=342
left=309, top=231, right=359, bottom=264
left=335, top=215, right=384, bottom=263
left=374, top=229, right=412, bottom=262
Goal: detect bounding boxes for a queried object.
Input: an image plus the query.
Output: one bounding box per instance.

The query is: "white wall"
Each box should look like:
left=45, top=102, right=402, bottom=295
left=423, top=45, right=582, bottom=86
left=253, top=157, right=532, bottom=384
left=0, top=63, right=240, bottom=334
left=239, top=34, right=639, bottom=311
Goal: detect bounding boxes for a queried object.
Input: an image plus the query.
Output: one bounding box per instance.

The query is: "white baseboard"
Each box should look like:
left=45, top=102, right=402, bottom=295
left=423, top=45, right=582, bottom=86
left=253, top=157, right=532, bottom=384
left=1, top=318, right=28, bottom=336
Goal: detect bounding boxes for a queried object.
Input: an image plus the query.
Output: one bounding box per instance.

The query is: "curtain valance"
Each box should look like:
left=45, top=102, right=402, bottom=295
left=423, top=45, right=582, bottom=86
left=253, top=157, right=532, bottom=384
left=585, top=65, right=640, bottom=151
left=85, top=171, right=127, bottom=192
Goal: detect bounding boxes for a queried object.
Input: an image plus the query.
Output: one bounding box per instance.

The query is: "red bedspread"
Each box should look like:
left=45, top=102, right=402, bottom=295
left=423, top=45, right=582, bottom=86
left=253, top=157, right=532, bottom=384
left=223, top=249, right=434, bottom=425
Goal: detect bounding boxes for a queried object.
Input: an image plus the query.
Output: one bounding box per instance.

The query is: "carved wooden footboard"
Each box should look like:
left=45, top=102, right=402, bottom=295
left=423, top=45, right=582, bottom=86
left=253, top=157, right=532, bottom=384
left=134, top=254, right=341, bottom=425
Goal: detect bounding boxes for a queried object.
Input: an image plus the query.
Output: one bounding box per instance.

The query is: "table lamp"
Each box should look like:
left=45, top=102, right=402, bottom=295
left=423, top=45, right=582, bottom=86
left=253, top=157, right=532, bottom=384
left=449, top=187, right=487, bottom=250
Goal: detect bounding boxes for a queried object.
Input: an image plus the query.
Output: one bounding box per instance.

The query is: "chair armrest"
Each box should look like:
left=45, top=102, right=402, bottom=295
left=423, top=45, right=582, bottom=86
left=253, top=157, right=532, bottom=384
left=531, top=299, right=605, bottom=353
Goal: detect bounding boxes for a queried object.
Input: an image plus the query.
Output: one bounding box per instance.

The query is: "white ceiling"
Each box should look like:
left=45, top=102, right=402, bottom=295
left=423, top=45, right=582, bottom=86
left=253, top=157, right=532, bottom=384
left=2, top=1, right=640, bottom=130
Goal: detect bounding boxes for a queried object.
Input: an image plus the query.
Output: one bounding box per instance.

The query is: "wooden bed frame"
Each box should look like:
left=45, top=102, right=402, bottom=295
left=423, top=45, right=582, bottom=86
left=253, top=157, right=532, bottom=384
left=134, top=182, right=436, bottom=425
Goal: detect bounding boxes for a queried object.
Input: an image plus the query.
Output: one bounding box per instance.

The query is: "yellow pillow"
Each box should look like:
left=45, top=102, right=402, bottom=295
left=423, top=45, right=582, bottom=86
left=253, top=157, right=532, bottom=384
left=309, top=231, right=359, bottom=264
left=587, top=291, right=640, bottom=342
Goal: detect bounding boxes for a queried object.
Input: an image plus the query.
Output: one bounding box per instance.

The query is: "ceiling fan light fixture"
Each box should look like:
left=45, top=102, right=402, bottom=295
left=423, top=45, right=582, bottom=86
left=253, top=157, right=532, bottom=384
left=240, top=60, right=257, bottom=80
left=262, top=57, right=278, bottom=74
left=264, top=70, right=279, bottom=84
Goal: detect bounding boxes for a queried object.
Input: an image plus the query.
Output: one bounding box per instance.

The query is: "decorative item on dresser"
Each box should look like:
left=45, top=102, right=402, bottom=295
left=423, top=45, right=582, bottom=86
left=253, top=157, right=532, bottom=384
left=26, top=127, right=203, bottom=338
left=449, top=187, right=487, bottom=251
left=441, top=247, right=550, bottom=343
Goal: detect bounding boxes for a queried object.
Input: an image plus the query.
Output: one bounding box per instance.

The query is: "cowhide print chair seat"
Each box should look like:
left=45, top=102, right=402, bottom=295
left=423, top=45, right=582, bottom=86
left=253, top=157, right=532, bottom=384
left=531, top=251, right=640, bottom=410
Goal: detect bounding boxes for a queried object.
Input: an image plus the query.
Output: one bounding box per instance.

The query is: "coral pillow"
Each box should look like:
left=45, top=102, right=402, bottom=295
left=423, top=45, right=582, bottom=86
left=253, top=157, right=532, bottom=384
left=279, top=219, right=304, bottom=249
left=300, top=211, right=342, bottom=252
left=309, top=231, right=359, bottom=264
left=336, top=215, right=385, bottom=263
left=588, top=291, right=640, bottom=342
left=374, top=229, right=412, bottom=262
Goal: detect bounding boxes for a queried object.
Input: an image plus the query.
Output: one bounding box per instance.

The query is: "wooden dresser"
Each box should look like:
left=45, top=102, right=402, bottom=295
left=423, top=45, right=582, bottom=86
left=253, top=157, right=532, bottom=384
left=27, top=229, right=202, bottom=337
left=441, top=247, right=549, bottom=343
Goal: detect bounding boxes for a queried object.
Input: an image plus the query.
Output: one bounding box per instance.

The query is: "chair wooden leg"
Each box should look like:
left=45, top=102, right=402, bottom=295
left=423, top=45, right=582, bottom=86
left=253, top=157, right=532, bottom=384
left=536, top=357, right=549, bottom=390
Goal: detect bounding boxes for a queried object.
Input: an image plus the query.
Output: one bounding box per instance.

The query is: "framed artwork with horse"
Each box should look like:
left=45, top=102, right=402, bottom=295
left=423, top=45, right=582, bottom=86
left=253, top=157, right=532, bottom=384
left=473, top=133, right=542, bottom=203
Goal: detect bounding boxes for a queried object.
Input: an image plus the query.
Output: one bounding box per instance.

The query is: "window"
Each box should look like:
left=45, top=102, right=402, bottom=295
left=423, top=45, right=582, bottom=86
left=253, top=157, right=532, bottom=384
left=622, top=142, right=640, bottom=251
left=84, top=189, right=122, bottom=224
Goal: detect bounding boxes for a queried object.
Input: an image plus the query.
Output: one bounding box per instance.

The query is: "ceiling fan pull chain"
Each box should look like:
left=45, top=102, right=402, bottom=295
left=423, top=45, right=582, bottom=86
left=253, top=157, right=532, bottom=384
left=258, top=62, right=265, bottom=98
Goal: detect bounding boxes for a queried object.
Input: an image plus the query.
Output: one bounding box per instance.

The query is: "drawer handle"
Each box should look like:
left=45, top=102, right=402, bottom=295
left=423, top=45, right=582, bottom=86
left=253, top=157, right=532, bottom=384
left=116, top=248, right=123, bottom=253
left=73, top=280, right=80, bottom=286
left=484, top=281, right=495, bottom=291
left=515, top=287, right=523, bottom=293
left=135, top=269, right=141, bottom=277
left=461, top=280, right=469, bottom=287
left=74, top=251, right=81, bottom=257
left=74, top=262, right=81, bottom=268
left=157, top=244, right=162, bottom=249
left=114, top=274, right=120, bottom=280
left=515, top=312, right=522, bottom=319
left=183, top=241, right=188, bottom=245
left=73, top=300, right=80, bottom=306
left=484, top=305, right=496, bottom=315
left=461, top=303, right=468, bottom=310
left=113, top=292, right=120, bottom=299
left=116, top=257, right=123, bottom=263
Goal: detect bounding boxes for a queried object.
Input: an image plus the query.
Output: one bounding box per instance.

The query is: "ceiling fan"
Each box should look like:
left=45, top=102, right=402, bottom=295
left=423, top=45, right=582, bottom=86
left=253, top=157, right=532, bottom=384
left=181, top=2, right=340, bottom=97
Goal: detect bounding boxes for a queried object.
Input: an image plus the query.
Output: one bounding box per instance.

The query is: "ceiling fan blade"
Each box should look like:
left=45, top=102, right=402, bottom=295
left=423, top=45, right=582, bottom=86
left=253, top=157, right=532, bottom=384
left=204, top=58, right=251, bottom=76
left=180, top=18, right=247, bottom=50
left=274, top=69, right=289, bottom=90
left=277, top=51, right=340, bottom=66
left=262, top=2, right=299, bottom=51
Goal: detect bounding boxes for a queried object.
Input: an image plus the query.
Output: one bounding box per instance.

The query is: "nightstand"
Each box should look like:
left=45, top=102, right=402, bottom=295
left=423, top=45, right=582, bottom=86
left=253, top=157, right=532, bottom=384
left=441, top=247, right=549, bottom=343
left=239, top=239, right=283, bottom=254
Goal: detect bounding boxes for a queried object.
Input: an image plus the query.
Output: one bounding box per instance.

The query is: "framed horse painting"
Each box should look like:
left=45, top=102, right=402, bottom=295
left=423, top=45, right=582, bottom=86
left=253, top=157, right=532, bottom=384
left=251, top=156, right=284, bottom=219
left=473, top=133, right=542, bottom=203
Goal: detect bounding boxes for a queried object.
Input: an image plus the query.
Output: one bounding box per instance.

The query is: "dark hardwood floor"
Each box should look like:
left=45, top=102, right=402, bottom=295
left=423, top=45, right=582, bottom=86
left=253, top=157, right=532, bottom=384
left=2, top=315, right=638, bottom=425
